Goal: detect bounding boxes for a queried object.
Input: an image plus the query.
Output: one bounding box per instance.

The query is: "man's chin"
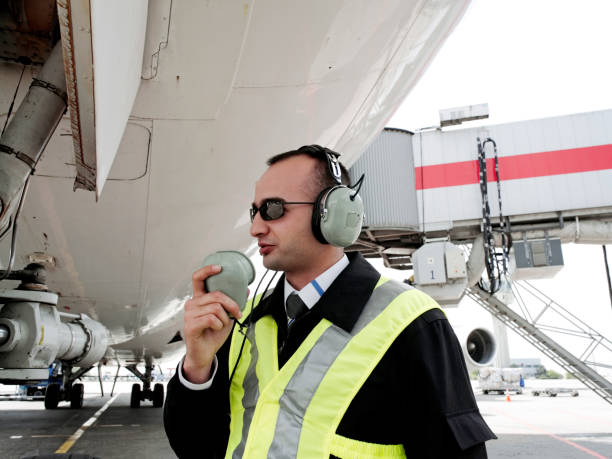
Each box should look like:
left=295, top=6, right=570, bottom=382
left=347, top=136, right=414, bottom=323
left=262, top=254, right=283, bottom=272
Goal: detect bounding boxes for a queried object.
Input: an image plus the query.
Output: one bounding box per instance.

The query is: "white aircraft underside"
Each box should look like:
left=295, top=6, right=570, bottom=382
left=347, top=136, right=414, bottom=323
left=0, top=0, right=470, bottom=365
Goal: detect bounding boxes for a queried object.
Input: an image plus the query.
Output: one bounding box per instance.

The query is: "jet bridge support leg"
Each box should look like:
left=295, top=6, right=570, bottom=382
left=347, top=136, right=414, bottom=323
left=126, top=360, right=164, bottom=408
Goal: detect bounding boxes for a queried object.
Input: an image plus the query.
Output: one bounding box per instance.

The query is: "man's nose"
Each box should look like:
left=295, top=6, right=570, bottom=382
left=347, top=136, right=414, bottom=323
left=249, top=211, right=268, bottom=238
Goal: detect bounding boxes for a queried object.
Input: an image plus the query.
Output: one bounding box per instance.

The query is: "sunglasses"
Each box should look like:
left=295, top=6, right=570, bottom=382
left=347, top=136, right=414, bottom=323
left=250, top=199, right=315, bottom=222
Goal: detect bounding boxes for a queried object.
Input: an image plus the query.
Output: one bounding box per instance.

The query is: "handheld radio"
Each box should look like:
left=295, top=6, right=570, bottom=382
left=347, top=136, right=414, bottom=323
left=202, top=250, right=255, bottom=316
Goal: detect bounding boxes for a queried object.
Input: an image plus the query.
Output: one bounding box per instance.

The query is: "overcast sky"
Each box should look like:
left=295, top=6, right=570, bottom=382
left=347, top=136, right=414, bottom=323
left=389, top=0, right=612, bottom=130
left=387, top=0, right=612, bottom=375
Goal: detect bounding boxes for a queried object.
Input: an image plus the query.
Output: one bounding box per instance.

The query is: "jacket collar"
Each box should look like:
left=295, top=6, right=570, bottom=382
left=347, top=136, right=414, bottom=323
left=249, top=252, right=380, bottom=333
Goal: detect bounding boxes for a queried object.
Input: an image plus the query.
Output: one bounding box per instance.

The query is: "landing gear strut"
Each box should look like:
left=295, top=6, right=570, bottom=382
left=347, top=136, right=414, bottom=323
left=126, top=360, right=164, bottom=408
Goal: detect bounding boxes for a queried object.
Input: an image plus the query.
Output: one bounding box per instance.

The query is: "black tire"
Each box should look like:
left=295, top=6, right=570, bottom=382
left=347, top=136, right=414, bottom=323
left=44, top=383, right=61, bottom=409
left=153, top=383, right=164, bottom=408
left=483, top=390, right=489, bottom=395
left=130, top=383, right=141, bottom=408
left=70, top=383, right=84, bottom=409
left=572, top=391, right=579, bottom=397
left=550, top=393, right=557, bottom=397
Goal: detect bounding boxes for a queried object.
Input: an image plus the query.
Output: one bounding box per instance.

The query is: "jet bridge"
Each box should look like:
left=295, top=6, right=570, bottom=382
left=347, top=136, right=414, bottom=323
left=349, top=109, right=612, bottom=268
left=348, top=109, right=612, bottom=405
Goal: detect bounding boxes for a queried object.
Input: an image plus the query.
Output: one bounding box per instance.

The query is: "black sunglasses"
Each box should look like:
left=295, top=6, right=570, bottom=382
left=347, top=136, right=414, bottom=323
left=250, top=199, right=315, bottom=222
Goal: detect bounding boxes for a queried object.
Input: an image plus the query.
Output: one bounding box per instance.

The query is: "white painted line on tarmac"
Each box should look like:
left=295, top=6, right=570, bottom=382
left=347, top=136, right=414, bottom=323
left=10, top=436, right=22, bottom=439
left=566, top=437, right=612, bottom=445
left=55, top=394, right=119, bottom=454
left=32, top=434, right=69, bottom=438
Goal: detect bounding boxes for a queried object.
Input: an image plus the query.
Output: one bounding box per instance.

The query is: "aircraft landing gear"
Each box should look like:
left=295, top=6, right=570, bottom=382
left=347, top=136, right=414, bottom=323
left=43, top=363, right=92, bottom=410
left=126, top=361, right=164, bottom=408
left=44, top=383, right=61, bottom=409
left=71, top=382, right=85, bottom=408
left=130, top=383, right=141, bottom=408
left=153, top=382, right=164, bottom=407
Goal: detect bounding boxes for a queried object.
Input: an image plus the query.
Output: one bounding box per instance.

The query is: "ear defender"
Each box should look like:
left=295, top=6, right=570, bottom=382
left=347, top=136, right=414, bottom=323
left=305, top=147, right=365, bottom=247
left=312, top=185, right=364, bottom=247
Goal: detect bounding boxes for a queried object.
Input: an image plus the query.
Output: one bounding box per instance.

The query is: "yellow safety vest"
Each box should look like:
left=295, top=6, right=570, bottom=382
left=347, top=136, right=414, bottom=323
left=225, top=277, right=442, bottom=459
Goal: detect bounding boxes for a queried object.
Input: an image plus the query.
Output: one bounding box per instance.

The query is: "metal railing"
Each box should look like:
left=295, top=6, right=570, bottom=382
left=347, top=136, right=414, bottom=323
left=467, top=284, right=612, bottom=405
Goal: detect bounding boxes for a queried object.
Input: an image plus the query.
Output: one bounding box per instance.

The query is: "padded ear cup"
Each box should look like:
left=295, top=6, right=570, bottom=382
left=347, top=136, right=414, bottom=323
left=311, top=187, right=331, bottom=244
left=311, top=186, right=364, bottom=247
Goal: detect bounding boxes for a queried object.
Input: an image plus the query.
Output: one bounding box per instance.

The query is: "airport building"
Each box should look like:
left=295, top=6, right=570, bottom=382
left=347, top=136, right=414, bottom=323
left=510, top=358, right=543, bottom=378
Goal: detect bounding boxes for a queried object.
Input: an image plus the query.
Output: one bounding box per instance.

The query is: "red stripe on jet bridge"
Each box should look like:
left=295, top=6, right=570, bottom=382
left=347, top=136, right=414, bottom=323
left=414, top=144, right=612, bottom=190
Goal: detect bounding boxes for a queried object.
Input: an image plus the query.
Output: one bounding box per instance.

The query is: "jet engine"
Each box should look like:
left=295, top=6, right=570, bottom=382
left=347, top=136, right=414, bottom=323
left=459, top=327, right=497, bottom=369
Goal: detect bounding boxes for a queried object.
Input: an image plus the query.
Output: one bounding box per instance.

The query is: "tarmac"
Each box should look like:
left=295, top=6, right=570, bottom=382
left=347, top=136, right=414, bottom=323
left=478, top=379, right=612, bottom=458
left=0, top=381, right=173, bottom=459
left=0, top=379, right=611, bottom=458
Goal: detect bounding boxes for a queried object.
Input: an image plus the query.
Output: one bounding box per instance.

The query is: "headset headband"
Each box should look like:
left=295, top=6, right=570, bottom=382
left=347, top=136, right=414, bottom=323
left=325, top=151, right=343, bottom=185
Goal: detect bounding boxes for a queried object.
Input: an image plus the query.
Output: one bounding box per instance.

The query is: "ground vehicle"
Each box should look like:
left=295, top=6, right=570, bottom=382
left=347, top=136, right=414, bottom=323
left=18, top=363, right=63, bottom=398
left=532, top=388, right=579, bottom=397
left=479, top=367, right=524, bottom=395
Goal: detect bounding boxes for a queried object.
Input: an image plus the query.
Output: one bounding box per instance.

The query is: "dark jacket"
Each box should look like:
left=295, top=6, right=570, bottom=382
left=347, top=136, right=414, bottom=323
left=164, top=253, right=496, bottom=458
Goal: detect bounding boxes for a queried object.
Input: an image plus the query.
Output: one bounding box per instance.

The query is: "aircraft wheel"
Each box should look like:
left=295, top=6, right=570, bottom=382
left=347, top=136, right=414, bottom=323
left=130, top=383, right=141, bottom=408
left=153, top=383, right=164, bottom=408
left=482, top=390, right=489, bottom=395
left=44, top=383, right=61, bottom=409
left=70, top=383, right=85, bottom=409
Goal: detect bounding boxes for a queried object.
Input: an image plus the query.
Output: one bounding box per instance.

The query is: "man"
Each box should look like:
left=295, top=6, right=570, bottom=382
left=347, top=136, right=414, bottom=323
left=164, top=145, right=496, bottom=458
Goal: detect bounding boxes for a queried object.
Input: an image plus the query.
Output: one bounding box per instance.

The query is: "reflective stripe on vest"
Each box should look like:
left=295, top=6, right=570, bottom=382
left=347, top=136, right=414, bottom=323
left=226, top=278, right=442, bottom=458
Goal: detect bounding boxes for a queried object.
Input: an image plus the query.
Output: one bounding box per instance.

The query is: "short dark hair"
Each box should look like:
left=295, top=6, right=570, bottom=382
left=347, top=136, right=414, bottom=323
left=267, top=145, right=350, bottom=195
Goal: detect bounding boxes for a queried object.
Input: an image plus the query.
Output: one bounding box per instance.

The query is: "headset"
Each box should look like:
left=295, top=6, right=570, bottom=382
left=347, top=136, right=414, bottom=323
left=308, top=147, right=365, bottom=248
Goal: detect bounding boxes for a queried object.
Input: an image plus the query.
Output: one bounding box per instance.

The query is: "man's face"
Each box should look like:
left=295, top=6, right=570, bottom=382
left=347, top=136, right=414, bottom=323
left=250, top=155, right=323, bottom=274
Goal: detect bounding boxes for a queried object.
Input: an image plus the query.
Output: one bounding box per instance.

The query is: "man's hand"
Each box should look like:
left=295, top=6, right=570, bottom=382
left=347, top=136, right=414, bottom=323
left=182, top=265, right=243, bottom=384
